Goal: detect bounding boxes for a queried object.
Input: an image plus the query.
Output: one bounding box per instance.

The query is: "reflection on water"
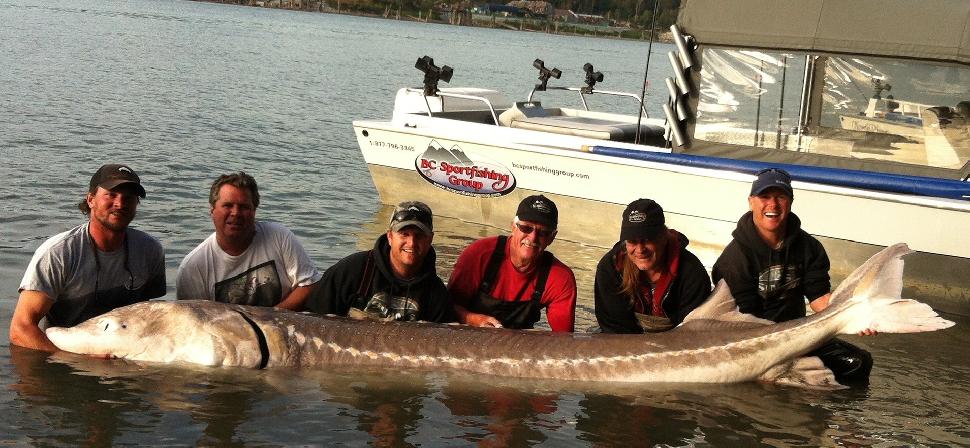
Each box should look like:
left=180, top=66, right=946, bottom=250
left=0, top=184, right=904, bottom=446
left=14, top=341, right=966, bottom=446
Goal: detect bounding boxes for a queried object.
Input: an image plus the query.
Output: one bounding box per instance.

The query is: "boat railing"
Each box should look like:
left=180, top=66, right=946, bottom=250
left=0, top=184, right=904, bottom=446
left=526, top=86, right=650, bottom=118
left=405, top=87, right=502, bottom=126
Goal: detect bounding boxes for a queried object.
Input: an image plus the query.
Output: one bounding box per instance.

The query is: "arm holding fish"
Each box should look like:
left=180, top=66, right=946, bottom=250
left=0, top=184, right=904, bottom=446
left=275, top=284, right=316, bottom=311
left=447, top=239, right=503, bottom=328
left=419, top=279, right=454, bottom=323
left=803, top=243, right=876, bottom=336
left=304, top=250, right=370, bottom=316
left=453, top=304, right=503, bottom=328
left=140, top=240, right=167, bottom=300
left=711, top=242, right=764, bottom=316
left=668, top=250, right=713, bottom=325
left=274, top=225, right=323, bottom=311
left=9, top=290, right=60, bottom=352
left=541, top=261, right=576, bottom=333
left=800, top=242, right=832, bottom=313
left=12, top=246, right=69, bottom=352
left=175, top=255, right=211, bottom=300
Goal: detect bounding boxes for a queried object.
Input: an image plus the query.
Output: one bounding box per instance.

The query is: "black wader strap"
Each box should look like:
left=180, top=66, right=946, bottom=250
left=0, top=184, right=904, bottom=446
left=357, top=250, right=377, bottom=299
left=478, top=236, right=508, bottom=296
left=530, top=252, right=554, bottom=304
left=235, top=310, right=269, bottom=369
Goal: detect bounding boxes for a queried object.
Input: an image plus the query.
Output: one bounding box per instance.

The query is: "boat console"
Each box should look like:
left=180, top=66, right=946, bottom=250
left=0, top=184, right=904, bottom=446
left=398, top=56, right=666, bottom=144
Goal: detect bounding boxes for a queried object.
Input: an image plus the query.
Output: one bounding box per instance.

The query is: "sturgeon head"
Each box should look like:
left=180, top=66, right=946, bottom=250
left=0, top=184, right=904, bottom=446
left=46, top=300, right=268, bottom=367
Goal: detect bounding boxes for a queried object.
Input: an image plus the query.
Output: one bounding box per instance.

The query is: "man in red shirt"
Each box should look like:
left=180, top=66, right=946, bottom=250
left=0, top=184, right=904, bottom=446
left=448, top=195, right=577, bottom=332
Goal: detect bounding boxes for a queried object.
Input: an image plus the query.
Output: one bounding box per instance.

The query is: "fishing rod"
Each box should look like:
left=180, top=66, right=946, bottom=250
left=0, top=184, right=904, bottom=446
left=634, top=0, right=661, bottom=145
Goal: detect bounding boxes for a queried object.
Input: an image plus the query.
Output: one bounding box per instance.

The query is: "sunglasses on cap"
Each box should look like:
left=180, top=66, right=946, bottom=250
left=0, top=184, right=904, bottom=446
left=514, top=222, right=555, bottom=239
left=392, top=209, right=431, bottom=224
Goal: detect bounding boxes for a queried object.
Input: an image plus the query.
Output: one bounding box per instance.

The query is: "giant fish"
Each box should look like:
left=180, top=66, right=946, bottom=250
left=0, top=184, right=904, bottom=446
left=47, top=244, right=954, bottom=386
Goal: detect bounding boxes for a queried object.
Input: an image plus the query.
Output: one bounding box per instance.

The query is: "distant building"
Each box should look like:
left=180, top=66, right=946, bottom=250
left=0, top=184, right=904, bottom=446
left=507, top=0, right=553, bottom=17
left=552, top=8, right=575, bottom=22
left=572, top=11, right=610, bottom=26
left=471, top=3, right=523, bottom=16
left=552, top=9, right=610, bottom=25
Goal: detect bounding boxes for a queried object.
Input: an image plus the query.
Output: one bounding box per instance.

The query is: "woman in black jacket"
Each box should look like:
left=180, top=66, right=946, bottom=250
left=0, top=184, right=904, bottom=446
left=594, top=199, right=712, bottom=333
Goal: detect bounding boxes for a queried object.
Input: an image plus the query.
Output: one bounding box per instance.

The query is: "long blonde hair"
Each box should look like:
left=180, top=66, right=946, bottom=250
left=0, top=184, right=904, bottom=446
left=619, top=253, right=642, bottom=302
left=618, top=230, right=668, bottom=304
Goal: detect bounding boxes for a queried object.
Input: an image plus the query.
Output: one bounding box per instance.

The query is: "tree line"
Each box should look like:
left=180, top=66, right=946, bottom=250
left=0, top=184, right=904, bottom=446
left=206, top=0, right=681, bottom=30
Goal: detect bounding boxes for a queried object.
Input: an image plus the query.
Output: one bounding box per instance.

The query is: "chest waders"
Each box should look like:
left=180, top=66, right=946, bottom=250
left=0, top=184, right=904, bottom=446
left=633, top=282, right=675, bottom=332
left=471, top=236, right=553, bottom=329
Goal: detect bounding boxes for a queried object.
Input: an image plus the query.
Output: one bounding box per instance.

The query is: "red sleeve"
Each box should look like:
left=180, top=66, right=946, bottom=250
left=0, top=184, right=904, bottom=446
left=542, top=259, right=577, bottom=332
left=447, top=237, right=497, bottom=308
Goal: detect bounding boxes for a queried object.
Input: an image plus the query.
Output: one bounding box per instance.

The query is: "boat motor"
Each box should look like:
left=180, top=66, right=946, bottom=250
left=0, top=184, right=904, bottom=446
left=415, top=55, right=453, bottom=97
left=582, top=63, right=604, bottom=94
left=532, top=59, right=561, bottom=92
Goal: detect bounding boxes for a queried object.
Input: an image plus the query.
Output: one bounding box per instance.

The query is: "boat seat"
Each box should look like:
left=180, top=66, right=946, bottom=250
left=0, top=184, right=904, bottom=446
left=499, top=101, right=665, bottom=142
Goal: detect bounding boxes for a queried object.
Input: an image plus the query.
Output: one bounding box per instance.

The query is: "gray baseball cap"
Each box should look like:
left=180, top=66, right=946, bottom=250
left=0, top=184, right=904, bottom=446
left=389, top=201, right=433, bottom=234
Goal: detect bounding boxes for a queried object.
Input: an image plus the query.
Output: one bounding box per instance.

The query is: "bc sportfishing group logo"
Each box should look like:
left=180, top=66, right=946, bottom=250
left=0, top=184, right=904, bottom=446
left=415, top=140, right=516, bottom=197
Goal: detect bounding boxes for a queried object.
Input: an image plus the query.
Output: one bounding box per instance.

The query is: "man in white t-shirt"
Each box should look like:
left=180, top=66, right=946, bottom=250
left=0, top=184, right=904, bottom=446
left=176, top=172, right=321, bottom=310
left=10, top=164, right=166, bottom=352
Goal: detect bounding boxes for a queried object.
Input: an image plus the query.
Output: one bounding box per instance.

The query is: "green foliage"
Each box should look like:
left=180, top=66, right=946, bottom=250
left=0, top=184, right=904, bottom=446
left=336, top=0, right=679, bottom=27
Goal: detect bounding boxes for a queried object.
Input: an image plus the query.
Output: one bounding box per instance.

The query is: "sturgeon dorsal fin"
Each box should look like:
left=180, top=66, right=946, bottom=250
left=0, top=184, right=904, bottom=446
left=681, top=280, right=775, bottom=326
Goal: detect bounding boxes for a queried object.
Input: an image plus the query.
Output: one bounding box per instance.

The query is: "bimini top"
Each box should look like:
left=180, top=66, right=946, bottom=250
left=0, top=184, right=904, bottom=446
left=678, top=0, right=970, bottom=64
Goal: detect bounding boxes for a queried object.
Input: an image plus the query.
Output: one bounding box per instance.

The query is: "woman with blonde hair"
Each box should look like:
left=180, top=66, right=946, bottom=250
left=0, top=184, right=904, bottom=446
left=593, top=199, right=712, bottom=333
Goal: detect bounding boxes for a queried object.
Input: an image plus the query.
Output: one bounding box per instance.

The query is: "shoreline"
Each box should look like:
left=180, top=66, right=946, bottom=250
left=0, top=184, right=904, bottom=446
left=192, top=0, right=673, bottom=42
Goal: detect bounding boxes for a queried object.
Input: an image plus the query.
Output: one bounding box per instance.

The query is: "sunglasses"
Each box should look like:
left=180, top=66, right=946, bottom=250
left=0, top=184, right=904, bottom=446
left=515, top=222, right=555, bottom=239
left=392, top=209, right=431, bottom=225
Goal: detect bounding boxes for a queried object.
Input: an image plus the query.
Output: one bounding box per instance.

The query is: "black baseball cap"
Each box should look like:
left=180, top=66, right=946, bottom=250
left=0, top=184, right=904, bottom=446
left=750, top=168, right=793, bottom=197
left=620, top=198, right=665, bottom=241
left=389, top=201, right=433, bottom=234
left=89, top=164, right=146, bottom=198
left=515, top=194, right=558, bottom=228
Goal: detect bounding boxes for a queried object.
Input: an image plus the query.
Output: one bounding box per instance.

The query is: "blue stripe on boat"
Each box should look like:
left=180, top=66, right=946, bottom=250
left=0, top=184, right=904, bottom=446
left=589, top=146, right=970, bottom=200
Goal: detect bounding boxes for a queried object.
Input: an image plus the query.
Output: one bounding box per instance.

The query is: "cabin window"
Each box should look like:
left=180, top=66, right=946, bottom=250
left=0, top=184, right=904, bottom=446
left=694, top=49, right=970, bottom=171
left=694, top=48, right=806, bottom=151
left=816, top=56, right=970, bottom=170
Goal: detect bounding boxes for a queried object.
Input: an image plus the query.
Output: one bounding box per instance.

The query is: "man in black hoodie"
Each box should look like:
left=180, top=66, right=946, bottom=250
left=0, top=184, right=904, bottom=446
left=712, top=168, right=874, bottom=385
left=304, top=201, right=452, bottom=323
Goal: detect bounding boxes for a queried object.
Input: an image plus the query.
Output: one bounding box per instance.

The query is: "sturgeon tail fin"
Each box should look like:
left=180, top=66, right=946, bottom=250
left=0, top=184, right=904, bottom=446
left=830, top=243, right=955, bottom=335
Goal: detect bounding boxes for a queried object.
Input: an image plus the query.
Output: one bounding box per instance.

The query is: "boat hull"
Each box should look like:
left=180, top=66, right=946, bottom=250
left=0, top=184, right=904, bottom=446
left=354, top=121, right=970, bottom=316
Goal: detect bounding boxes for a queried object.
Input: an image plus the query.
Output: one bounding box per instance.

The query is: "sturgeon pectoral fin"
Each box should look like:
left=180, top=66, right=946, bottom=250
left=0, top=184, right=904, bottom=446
left=759, top=357, right=846, bottom=391
left=681, top=280, right=775, bottom=326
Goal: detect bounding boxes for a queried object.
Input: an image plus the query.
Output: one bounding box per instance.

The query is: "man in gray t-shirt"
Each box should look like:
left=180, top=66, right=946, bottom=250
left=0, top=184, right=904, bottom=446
left=10, top=164, right=166, bottom=352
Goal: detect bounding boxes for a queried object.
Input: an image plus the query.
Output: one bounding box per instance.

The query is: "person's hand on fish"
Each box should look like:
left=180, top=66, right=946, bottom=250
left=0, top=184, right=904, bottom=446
left=811, top=293, right=878, bottom=336
left=465, top=312, right=503, bottom=328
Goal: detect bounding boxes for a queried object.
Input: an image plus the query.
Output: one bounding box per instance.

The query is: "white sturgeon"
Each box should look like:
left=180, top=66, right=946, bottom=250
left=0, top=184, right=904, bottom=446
left=47, top=244, right=954, bottom=386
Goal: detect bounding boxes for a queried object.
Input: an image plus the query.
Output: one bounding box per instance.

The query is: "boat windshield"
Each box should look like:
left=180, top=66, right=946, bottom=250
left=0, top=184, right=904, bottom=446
left=694, top=48, right=970, bottom=172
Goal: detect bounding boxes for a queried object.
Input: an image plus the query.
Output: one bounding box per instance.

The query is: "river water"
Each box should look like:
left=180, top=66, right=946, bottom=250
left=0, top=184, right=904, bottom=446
left=1, top=0, right=968, bottom=445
